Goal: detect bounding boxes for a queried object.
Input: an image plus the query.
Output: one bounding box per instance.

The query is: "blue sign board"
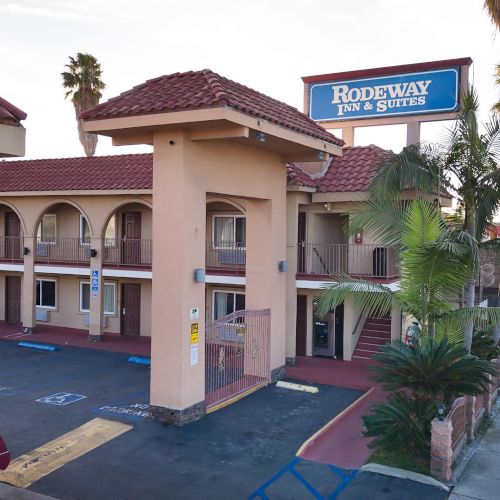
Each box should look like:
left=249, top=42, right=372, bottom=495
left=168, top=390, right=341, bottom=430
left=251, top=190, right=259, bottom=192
left=309, top=68, right=459, bottom=122
left=91, top=269, right=99, bottom=298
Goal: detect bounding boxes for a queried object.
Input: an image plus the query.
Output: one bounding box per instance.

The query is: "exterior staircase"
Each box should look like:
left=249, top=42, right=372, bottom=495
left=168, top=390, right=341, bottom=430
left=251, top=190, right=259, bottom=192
left=352, top=316, right=392, bottom=361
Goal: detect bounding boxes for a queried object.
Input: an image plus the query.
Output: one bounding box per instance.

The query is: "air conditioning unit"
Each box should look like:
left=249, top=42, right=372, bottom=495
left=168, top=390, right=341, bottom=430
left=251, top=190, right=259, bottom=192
left=35, top=309, right=50, bottom=321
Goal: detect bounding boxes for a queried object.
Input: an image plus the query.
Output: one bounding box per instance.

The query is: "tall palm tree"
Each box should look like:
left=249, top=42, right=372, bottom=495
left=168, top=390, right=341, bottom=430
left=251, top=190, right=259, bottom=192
left=61, top=53, right=105, bottom=157
left=366, top=88, right=500, bottom=351
left=317, top=199, right=500, bottom=343
left=484, top=0, right=500, bottom=29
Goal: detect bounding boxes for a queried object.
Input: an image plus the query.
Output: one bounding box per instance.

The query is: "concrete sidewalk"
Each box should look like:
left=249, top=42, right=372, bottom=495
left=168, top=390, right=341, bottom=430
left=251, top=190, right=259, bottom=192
left=450, top=401, right=500, bottom=500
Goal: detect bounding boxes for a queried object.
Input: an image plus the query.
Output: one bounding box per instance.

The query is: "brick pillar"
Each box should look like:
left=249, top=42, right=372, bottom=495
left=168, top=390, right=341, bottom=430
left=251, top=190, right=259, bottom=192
left=430, top=418, right=453, bottom=483
left=466, top=395, right=476, bottom=442
left=484, top=374, right=494, bottom=418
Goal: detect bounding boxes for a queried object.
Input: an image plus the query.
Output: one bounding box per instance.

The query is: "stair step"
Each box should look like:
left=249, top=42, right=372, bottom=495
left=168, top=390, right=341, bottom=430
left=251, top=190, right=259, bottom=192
left=354, top=348, right=379, bottom=356
left=357, top=342, right=385, bottom=350
left=366, top=317, right=391, bottom=325
left=363, top=322, right=391, bottom=331
left=358, top=336, right=390, bottom=345
left=360, top=329, right=391, bottom=338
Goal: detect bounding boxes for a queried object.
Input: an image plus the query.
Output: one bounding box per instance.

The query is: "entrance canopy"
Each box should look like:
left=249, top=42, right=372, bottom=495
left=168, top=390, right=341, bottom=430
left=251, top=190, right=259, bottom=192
left=81, top=69, right=343, bottom=162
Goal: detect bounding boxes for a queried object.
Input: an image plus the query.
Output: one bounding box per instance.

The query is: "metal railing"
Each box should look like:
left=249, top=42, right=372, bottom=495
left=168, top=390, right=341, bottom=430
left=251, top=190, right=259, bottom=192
left=205, top=309, right=270, bottom=408
left=0, top=236, right=24, bottom=262
left=206, top=241, right=246, bottom=274
left=35, top=237, right=90, bottom=266
left=103, top=239, right=152, bottom=268
left=297, top=243, right=398, bottom=278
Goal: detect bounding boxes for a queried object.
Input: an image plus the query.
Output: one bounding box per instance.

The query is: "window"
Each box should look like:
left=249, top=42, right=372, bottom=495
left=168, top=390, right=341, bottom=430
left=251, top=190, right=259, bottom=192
left=212, top=290, right=245, bottom=320
left=37, top=214, right=56, bottom=243
left=36, top=279, right=56, bottom=309
left=213, top=216, right=246, bottom=247
left=104, top=215, right=116, bottom=247
left=80, top=215, right=91, bottom=245
left=79, top=281, right=116, bottom=315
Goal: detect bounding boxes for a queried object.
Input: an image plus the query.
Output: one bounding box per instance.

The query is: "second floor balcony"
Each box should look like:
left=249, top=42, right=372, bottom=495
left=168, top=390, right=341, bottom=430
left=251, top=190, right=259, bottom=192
left=34, top=237, right=152, bottom=269
left=297, top=243, right=398, bottom=279
left=0, top=236, right=24, bottom=263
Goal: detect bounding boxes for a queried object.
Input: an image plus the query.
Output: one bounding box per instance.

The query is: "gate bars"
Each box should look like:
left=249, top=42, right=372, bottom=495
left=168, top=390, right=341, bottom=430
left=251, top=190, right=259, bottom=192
left=205, top=309, right=271, bottom=408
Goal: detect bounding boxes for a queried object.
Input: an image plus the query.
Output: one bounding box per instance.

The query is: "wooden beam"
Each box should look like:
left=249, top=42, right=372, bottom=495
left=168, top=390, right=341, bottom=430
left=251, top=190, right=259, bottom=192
left=112, top=133, right=153, bottom=146
left=188, top=125, right=249, bottom=141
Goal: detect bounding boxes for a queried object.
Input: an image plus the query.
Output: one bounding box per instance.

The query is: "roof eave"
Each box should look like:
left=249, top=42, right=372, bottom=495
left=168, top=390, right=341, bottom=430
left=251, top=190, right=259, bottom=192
left=82, top=106, right=343, bottom=157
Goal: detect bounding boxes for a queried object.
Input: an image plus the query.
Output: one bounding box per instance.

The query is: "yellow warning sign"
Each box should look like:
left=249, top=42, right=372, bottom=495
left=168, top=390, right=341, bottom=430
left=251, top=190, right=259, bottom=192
left=191, top=323, right=199, bottom=344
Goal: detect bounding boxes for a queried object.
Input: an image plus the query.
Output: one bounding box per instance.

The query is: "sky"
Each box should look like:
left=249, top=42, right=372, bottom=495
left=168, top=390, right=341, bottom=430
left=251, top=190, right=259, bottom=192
left=1, top=0, right=499, bottom=159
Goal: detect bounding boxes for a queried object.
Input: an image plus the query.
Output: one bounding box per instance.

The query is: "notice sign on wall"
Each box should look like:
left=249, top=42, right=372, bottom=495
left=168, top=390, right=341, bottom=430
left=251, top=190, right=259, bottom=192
left=91, top=270, right=99, bottom=299
left=309, top=68, right=459, bottom=122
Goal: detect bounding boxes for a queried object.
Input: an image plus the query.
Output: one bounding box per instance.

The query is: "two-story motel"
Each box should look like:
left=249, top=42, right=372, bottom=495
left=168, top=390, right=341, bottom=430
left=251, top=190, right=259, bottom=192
left=0, top=70, right=407, bottom=424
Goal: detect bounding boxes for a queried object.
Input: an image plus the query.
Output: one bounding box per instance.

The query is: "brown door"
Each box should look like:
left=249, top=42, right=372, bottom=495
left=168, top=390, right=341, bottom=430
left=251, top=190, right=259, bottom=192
left=296, top=294, right=307, bottom=357
left=121, top=284, right=141, bottom=336
left=5, top=212, right=20, bottom=260
left=5, top=276, right=21, bottom=323
left=122, top=212, right=141, bottom=265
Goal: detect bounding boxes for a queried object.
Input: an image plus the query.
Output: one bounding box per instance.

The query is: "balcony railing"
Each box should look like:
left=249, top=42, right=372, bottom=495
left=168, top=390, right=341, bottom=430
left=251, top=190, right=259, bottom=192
left=297, top=243, right=398, bottom=279
left=103, top=239, right=152, bottom=269
left=0, top=236, right=24, bottom=263
left=206, top=241, right=246, bottom=275
left=35, top=237, right=90, bottom=266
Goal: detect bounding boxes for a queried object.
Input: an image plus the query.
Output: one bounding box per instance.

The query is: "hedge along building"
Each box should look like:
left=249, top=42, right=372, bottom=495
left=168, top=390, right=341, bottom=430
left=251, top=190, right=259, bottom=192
left=79, top=70, right=344, bottom=424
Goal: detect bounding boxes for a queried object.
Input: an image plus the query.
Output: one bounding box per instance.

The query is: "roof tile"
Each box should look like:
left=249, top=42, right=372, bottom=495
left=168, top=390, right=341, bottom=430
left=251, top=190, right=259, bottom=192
left=80, top=70, right=343, bottom=146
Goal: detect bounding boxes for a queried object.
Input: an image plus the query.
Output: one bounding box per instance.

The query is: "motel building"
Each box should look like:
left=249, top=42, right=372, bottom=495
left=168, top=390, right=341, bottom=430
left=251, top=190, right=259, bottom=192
left=0, top=59, right=468, bottom=425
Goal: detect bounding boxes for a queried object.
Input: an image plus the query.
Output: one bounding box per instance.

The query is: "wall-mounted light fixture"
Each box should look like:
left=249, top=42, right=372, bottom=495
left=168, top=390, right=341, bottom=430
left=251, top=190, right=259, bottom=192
left=323, top=202, right=332, bottom=212
left=90, top=249, right=98, bottom=258
left=278, top=261, right=288, bottom=272
left=316, top=150, right=325, bottom=161
left=23, top=247, right=30, bottom=256
left=256, top=131, right=266, bottom=143
left=194, top=268, right=205, bottom=283
left=354, top=231, right=363, bottom=244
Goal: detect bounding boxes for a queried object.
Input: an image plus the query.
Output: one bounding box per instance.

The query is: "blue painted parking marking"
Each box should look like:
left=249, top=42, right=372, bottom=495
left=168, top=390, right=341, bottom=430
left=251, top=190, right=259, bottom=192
left=248, top=457, right=358, bottom=500
left=36, top=392, right=87, bottom=406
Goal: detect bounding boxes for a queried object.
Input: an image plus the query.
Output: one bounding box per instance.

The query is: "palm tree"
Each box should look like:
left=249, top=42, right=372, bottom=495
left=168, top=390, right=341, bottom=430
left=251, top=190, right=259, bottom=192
left=317, top=199, right=500, bottom=343
left=61, top=53, right=105, bottom=157
left=366, top=88, right=500, bottom=351
left=484, top=0, right=500, bottom=29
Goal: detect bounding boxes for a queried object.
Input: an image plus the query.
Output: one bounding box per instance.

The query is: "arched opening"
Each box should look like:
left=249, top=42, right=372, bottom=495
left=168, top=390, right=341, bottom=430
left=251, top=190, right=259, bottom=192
left=34, top=202, right=92, bottom=267
left=206, top=199, right=246, bottom=274
left=101, top=201, right=152, bottom=269
left=0, top=202, right=23, bottom=263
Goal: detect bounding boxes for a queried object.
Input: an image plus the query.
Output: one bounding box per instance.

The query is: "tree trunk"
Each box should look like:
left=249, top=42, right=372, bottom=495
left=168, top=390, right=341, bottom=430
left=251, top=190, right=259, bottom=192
left=464, top=205, right=476, bottom=352
left=74, top=104, right=97, bottom=157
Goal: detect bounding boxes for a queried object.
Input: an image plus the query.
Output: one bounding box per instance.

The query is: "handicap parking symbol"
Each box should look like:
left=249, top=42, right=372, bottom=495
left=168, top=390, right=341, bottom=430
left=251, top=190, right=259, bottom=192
left=36, top=392, right=87, bottom=406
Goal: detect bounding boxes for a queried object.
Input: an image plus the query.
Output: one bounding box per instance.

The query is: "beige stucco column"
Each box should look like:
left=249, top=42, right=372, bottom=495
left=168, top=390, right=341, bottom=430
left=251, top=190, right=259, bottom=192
left=284, top=191, right=309, bottom=365
left=246, top=198, right=287, bottom=381
left=22, top=236, right=36, bottom=333
left=88, top=237, right=104, bottom=341
left=149, top=130, right=206, bottom=426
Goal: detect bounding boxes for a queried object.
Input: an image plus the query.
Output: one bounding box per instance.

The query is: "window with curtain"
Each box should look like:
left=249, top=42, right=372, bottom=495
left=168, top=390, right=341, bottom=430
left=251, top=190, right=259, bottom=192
left=80, top=215, right=91, bottom=245
left=104, top=215, right=116, bottom=247
left=80, top=281, right=116, bottom=315
left=213, top=216, right=246, bottom=247
left=213, top=291, right=245, bottom=320
left=37, top=214, right=56, bottom=243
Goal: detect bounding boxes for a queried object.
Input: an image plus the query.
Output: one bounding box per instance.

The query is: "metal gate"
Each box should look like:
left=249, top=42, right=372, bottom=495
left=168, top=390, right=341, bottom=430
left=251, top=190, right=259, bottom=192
left=205, top=309, right=270, bottom=408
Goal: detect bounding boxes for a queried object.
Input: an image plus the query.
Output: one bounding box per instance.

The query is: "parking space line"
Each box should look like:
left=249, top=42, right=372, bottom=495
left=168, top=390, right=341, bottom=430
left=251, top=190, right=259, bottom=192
left=0, top=418, right=132, bottom=488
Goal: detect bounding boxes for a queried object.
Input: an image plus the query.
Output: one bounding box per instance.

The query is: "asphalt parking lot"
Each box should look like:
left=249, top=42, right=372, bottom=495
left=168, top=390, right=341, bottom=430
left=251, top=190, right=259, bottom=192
left=0, top=340, right=363, bottom=499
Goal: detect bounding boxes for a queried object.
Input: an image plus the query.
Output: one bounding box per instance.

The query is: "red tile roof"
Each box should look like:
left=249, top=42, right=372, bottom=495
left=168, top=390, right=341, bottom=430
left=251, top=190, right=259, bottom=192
left=287, top=145, right=388, bottom=193
left=0, top=145, right=384, bottom=193
left=0, top=154, right=152, bottom=192
left=80, top=70, right=343, bottom=146
left=0, top=96, right=27, bottom=123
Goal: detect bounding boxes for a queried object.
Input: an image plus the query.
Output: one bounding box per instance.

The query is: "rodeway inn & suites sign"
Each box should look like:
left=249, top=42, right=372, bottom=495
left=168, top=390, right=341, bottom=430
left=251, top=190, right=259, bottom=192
left=309, top=68, right=459, bottom=122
